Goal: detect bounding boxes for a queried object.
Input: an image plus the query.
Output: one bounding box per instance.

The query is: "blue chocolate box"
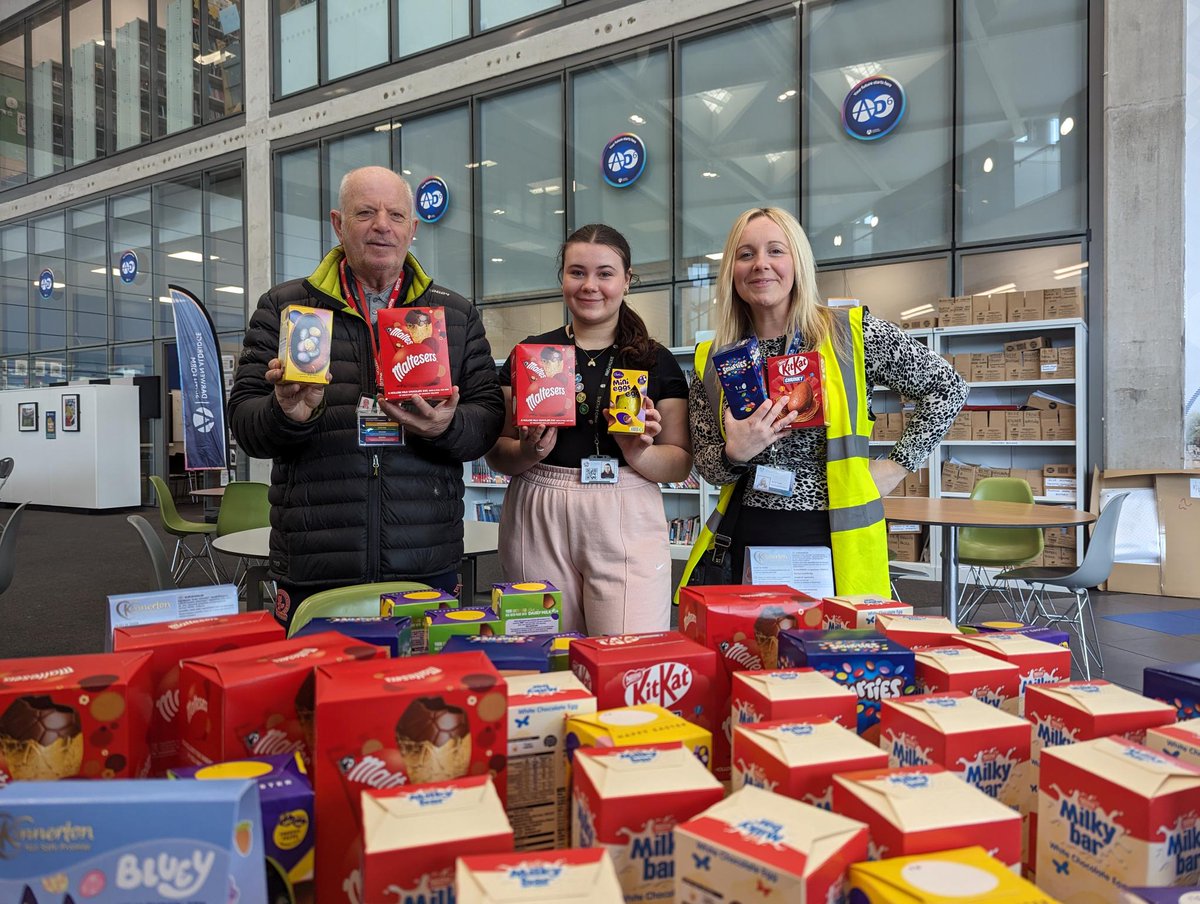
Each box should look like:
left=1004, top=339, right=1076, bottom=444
left=293, top=615, right=411, bottom=657
left=1144, top=660, right=1200, bottom=721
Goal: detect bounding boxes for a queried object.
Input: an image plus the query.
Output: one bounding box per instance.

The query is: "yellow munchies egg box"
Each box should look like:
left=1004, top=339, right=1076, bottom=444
left=608, top=368, right=648, bottom=434
left=491, top=581, right=563, bottom=636
left=850, top=845, right=1057, bottom=903
left=424, top=606, right=500, bottom=653
left=278, top=304, right=333, bottom=384
left=565, top=704, right=712, bottom=771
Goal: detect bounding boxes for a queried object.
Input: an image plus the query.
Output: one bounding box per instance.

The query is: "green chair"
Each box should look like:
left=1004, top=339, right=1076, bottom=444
left=215, top=482, right=271, bottom=589
left=956, top=477, right=1044, bottom=623
left=287, top=581, right=432, bottom=637
left=148, top=474, right=219, bottom=583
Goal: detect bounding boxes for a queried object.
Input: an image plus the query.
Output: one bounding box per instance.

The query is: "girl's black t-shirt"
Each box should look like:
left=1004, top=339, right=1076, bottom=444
left=498, top=326, right=689, bottom=467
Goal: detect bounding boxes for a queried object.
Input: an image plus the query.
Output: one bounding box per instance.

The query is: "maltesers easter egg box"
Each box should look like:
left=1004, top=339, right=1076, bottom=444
left=278, top=304, right=333, bottom=384
left=512, top=344, right=576, bottom=427
left=678, top=584, right=823, bottom=672
left=377, top=306, right=452, bottom=401
left=730, top=668, right=858, bottom=729
left=765, top=351, right=826, bottom=429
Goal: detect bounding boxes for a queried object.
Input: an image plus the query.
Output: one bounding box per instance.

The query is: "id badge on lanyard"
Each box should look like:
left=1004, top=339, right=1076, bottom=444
left=357, top=395, right=404, bottom=446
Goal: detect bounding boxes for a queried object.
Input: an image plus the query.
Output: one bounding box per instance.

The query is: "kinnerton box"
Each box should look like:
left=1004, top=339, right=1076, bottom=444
left=565, top=705, right=712, bottom=768
left=507, top=672, right=596, bottom=851
left=572, top=743, right=724, bottom=901
left=764, top=351, right=826, bottom=429
left=0, top=650, right=154, bottom=783
left=361, top=776, right=513, bottom=904
left=1145, top=720, right=1200, bottom=767
left=457, top=848, right=624, bottom=903
left=278, top=303, right=333, bottom=384
left=377, top=305, right=452, bottom=401
left=178, top=632, right=385, bottom=770
left=312, top=652, right=508, bottom=903
left=778, top=629, right=916, bottom=742
left=875, top=614, right=961, bottom=649
left=913, top=645, right=1021, bottom=715
left=834, top=765, right=1022, bottom=867
left=953, top=632, right=1070, bottom=711
left=849, top=846, right=1054, bottom=903
left=1144, top=661, right=1200, bottom=721
left=491, top=581, right=563, bottom=636
left=674, top=785, right=869, bottom=904
left=730, top=668, right=858, bottom=728
left=569, top=632, right=729, bottom=779
left=512, top=344, right=577, bottom=427
left=732, top=718, right=888, bottom=810
left=1037, top=738, right=1200, bottom=901
left=293, top=614, right=412, bottom=657
left=0, top=778, right=268, bottom=904
left=678, top=584, right=823, bottom=672
left=823, top=595, right=913, bottom=629
left=111, top=610, right=284, bottom=775
left=878, top=692, right=1031, bottom=810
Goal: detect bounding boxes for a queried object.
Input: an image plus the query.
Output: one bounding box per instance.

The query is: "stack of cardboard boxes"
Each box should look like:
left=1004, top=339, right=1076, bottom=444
left=885, top=469, right=930, bottom=563
left=939, top=462, right=1074, bottom=499
left=945, top=343, right=1076, bottom=386
left=934, top=286, right=1083, bottom=327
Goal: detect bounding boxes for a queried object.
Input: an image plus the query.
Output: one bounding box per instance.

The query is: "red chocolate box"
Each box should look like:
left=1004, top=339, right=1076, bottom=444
left=730, top=668, right=858, bottom=729
left=913, top=645, right=1021, bottom=715
left=678, top=584, right=823, bottom=671
left=512, top=343, right=577, bottom=427
left=178, top=631, right=385, bottom=770
left=313, top=652, right=509, bottom=904
left=569, top=632, right=730, bottom=780
left=765, top=351, right=826, bottom=429
left=111, top=610, right=284, bottom=775
left=0, top=650, right=154, bottom=782
left=377, top=306, right=452, bottom=401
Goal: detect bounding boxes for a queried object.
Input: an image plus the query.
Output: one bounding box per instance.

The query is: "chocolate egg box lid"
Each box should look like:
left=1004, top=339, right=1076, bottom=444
left=779, top=628, right=910, bottom=655
left=315, top=651, right=503, bottom=704
left=425, top=606, right=499, bottom=626
left=914, top=646, right=1021, bottom=676
left=1026, top=680, right=1176, bottom=720
left=382, top=588, right=458, bottom=605
left=361, top=775, right=509, bottom=853
left=0, top=650, right=152, bottom=692
left=736, top=718, right=885, bottom=767
left=457, top=848, right=623, bottom=903
left=850, top=846, right=1047, bottom=902
left=294, top=615, right=410, bottom=643
left=1042, top=736, right=1200, bottom=799
left=875, top=614, right=960, bottom=635
left=1148, top=721, right=1200, bottom=748
left=835, top=765, right=1020, bottom=831
left=572, top=631, right=712, bottom=661
left=733, top=668, right=857, bottom=700
left=567, top=705, right=709, bottom=745
left=954, top=632, right=1069, bottom=658
left=574, top=742, right=722, bottom=798
left=506, top=670, right=592, bottom=702
left=181, top=631, right=383, bottom=683
left=883, top=692, right=1028, bottom=733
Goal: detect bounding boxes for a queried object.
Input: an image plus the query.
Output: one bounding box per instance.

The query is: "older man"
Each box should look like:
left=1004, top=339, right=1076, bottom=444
left=229, top=166, right=504, bottom=626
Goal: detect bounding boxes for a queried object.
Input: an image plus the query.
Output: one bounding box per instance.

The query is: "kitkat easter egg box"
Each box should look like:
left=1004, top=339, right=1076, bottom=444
left=823, top=594, right=912, bottom=629
left=312, top=652, right=508, bottom=904
left=674, top=785, right=868, bottom=903
left=731, top=717, right=888, bottom=809
left=730, top=668, right=858, bottom=728
left=571, top=743, right=724, bottom=900
left=914, top=645, right=1021, bottom=715
left=833, top=765, right=1022, bottom=867
left=361, top=775, right=513, bottom=904
left=678, top=584, right=823, bottom=671
left=777, top=629, right=916, bottom=742
left=1146, top=720, right=1200, bottom=767
left=875, top=614, right=961, bottom=649
left=1037, top=737, right=1200, bottom=901
left=953, top=632, right=1070, bottom=712
left=569, top=631, right=729, bottom=779
left=849, top=846, right=1055, bottom=903
left=377, top=305, right=452, bottom=401
left=565, top=705, right=712, bottom=769
left=879, top=692, right=1031, bottom=810
left=457, top=848, right=624, bottom=903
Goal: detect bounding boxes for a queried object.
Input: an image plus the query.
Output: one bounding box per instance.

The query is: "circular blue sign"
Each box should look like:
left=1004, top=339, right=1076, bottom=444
left=842, top=76, right=906, bottom=141
left=602, top=133, right=646, bottom=188
left=416, top=177, right=449, bottom=224
left=37, top=269, right=54, bottom=299
left=119, top=249, right=139, bottom=284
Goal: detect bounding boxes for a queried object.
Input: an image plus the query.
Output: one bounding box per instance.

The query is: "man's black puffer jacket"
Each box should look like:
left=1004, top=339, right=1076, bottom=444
left=228, top=247, right=504, bottom=587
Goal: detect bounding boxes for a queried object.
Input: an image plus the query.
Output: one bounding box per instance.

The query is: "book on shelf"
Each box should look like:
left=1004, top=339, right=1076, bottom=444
left=471, top=460, right=510, bottom=485
left=661, top=471, right=701, bottom=490
left=475, top=502, right=503, bottom=523
left=667, top=515, right=700, bottom=546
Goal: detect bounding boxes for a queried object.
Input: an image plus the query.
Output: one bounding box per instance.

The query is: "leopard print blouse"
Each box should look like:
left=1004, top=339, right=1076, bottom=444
left=689, top=311, right=969, bottom=511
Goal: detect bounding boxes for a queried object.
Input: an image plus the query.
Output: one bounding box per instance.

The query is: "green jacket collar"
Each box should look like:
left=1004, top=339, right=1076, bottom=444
left=306, top=246, right=433, bottom=319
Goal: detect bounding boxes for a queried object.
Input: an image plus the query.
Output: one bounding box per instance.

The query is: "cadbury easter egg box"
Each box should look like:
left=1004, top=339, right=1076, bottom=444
left=608, top=368, right=648, bottom=434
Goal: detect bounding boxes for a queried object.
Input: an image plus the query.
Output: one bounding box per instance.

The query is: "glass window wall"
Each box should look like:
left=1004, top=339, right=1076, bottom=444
left=324, top=128, right=391, bottom=249
left=111, top=0, right=151, bottom=152
left=0, top=225, right=29, bottom=356
left=397, top=0, right=467, bottom=58
left=111, top=188, right=153, bottom=341
left=206, top=0, right=242, bottom=117
left=277, top=0, right=317, bottom=96
left=68, top=0, right=105, bottom=167
left=479, top=0, right=559, bottom=32
left=480, top=299, right=564, bottom=361
left=153, top=176, right=203, bottom=334
left=960, top=243, right=1084, bottom=296
left=205, top=167, right=245, bottom=333
left=66, top=202, right=108, bottom=347
left=29, top=9, right=63, bottom=178
left=29, top=212, right=66, bottom=351
left=157, top=0, right=201, bottom=136
left=275, top=145, right=322, bottom=284
left=815, top=258, right=950, bottom=325
left=0, top=27, right=26, bottom=188
left=325, top=0, right=387, bottom=82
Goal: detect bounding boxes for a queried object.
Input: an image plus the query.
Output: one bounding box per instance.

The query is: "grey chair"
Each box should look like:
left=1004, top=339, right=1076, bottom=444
left=996, top=492, right=1130, bottom=680
left=0, top=502, right=29, bottom=596
left=0, top=458, right=14, bottom=498
left=127, top=514, right=175, bottom=591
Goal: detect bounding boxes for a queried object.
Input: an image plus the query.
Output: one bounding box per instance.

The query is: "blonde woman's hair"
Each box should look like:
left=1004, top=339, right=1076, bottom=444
left=711, top=207, right=842, bottom=354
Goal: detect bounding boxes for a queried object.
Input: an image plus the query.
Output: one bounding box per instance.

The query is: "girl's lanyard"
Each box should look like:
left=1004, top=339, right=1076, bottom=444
left=582, top=351, right=617, bottom=457
left=339, top=258, right=404, bottom=391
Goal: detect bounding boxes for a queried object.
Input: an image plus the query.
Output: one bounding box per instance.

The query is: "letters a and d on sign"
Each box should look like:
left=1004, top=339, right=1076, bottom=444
left=842, top=75, right=906, bottom=141
left=603, top=133, right=647, bottom=188
left=119, top=249, right=139, bottom=284
left=416, top=176, right=449, bottom=224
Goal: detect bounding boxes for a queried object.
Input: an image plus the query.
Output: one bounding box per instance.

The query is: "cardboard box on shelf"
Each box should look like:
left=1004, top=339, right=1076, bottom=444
left=951, top=354, right=973, bottom=380
left=873, top=412, right=904, bottom=442
left=1004, top=334, right=1051, bottom=353
left=940, top=461, right=977, bottom=493
left=1004, top=349, right=1041, bottom=381
left=1011, top=467, right=1045, bottom=495
left=971, top=294, right=1008, bottom=324
left=970, top=354, right=1006, bottom=383
left=970, top=410, right=1007, bottom=442
left=937, top=296, right=973, bottom=327
left=1039, top=347, right=1076, bottom=380
left=1039, top=409, right=1076, bottom=441
left=974, top=466, right=1011, bottom=484
left=1044, top=285, right=1083, bottom=319
left=887, top=531, right=923, bottom=563
left=1044, top=526, right=1077, bottom=549
left=1041, top=546, right=1076, bottom=568
left=1008, top=289, right=1046, bottom=322
left=1025, top=390, right=1075, bottom=411
left=944, top=410, right=972, bottom=441
left=1005, top=411, right=1042, bottom=441
left=903, top=468, right=929, bottom=498
left=900, top=313, right=938, bottom=330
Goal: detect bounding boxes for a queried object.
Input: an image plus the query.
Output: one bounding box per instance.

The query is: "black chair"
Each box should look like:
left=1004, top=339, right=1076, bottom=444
left=0, top=502, right=29, bottom=596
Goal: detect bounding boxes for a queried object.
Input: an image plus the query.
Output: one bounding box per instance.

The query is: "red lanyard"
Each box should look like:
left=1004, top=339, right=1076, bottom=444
left=340, top=258, right=405, bottom=390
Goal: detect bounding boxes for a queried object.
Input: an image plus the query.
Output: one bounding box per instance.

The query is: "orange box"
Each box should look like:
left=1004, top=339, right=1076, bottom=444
left=278, top=304, right=333, bottom=383
left=822, top=595, right=912, bottom=629
left=377, top=306, right=452, bottom=401
left=913, top=645, right=1021, bottom=715
left=678, top=584, right=823, bottom=672
left=765, top=352, right=826, bottom=429
left=512, top=343, right=576, bottom=427
left=730, top=668, right=858, bottom=729
left=874, top=614, right=960, bottom=649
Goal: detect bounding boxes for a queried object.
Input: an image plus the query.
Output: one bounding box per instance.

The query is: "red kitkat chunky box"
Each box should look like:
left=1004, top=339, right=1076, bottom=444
left=569, top=631, right=730, bottom=780
left=0, top=651, right=154, bottom=782
left=730, top=668, right=858, bottom=729
left=377, top=306, right=452, bottom=401
left=111, top=610, right=284, bottom=775
left=512, top=343, right=576, bottom=427
left=953, top=632, right=1070, bottom=712
left=313, top=652, right=509, bottom=904
left=765, top=351, right=826, bottom=429
left=679, top=584, right=823, bottom=672
left=913, top=645, right=1021, bottom=715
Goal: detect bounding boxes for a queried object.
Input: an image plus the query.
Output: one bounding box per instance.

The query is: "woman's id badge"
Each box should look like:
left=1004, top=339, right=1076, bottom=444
left=752, top=464, right=795, bottom=497
left=581, top=456, right=619, bottom=484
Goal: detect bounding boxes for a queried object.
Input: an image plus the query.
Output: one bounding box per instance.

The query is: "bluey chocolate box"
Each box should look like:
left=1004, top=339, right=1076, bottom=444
left=607, top=368, right=648, bottom=434
left=777, top=629, right=916, bottom=742
left=849, top=846, right=1054, bottom=903
left=765, top=351, right=826, bottom=429
left=953, top=632, right=1071, bottom=712
left=377, top=306, right=452, bottom=401
left=0, top=778, right=268, bottom=903
left=565, top=705, right=712, bottom=769
left=710, top=336, right=768, bottom=419
left=442, top=634, right=551, bottom=675
left=879, top=692, right=1031, bottom=809
left=278, top=304, right=333, bottom=384
left=823, top=595, right=913, bottom=629
left=833, top=765, right=1022, bottom=867
left=673, top=785, right=868, bottom=903
left=507, top=673, right=596, bottom=851
left=1144, top=662, right=1200, bottom=721
left=457, top=848, right=624, bottom=903
left=730, top=668, right=858, bottom=729
left=512, top=344, right=576, bottom=427
left=678, top=584, right=823, bottom=672
left=293, top=615, right=412, bottom=657
left=1146, top=720, right=1200, bottom=767
left=361, top=776, right=513, bottom=904
left=876, top=614, right=961, bottom=649
left=1037, top=738, right=1200, bottom=901
left=491, top=581, right=563, bottom=636
left=111, top=610, right=283, bottom=775
left=170, top=752, right=314, bottom=900
left=425, top=606, right=501, bottom=652
left=572, top=743, right=724, bottom=900
left=732, top=717, right=888, bottom=810
left=0, top=651, right=154, bottom=783
left=913, top=645, right=1021, bottom=715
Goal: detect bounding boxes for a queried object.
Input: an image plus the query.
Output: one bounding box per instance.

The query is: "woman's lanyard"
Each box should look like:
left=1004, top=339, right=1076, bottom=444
left=340, top=258, right=404, bottom=389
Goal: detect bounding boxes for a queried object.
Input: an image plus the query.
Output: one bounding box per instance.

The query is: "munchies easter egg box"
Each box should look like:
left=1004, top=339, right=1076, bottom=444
left=377, top=306, right=452, bottom=401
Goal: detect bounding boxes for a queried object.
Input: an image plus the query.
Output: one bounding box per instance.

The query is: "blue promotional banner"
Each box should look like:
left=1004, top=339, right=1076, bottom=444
left=169, top=285, right=228, bottom=471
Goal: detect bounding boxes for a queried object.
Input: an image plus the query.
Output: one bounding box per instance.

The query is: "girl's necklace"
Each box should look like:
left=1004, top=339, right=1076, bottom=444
left=566, top=323, right=617, bottom=366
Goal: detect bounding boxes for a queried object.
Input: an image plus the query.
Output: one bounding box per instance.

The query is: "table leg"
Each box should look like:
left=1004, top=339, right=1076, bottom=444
left=461, top=553, right=477, bottom=605
left=942, top=524, right=958, bottom=623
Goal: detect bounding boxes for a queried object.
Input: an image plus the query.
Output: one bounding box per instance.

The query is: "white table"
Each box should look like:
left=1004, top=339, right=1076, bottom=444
left=211, top=526, right=270, bottom=558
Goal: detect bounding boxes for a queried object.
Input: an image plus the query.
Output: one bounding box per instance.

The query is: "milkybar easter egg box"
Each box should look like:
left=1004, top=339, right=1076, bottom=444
left=823, top=595, right=913, bottom=629
left=731, top=668, right=858, bottom=728
left=674, top=785, right=869, bottom=903
left=457, top=848, right=624, bottom=903
left=731, top=717, right=888, bottom=810
left=377, top=305, right=452, bottom=401
left=913, top=645, right=1021, bottom=715
left=361, top=776, right=513, bottom=904
left=849, top=845, right=1056, bottom=903
left=1026, top=681, right=1177, bottom=764
left=111, top=610, right=283, bottom=775
left=879, top=692, right=1031, bottom=810
left=1037, top=737, right=1200, bottom=902
left=312, top=652, right=509, bottom=904
left=833, top=765, right=1022, bottom=867
left=608, top=368, right=648, bottom=434
left=875, top=614, right=961, bottom=649
left=566, top=705, right=713, bottom=770
left=507, top=672, right=596, bottom=851
left=1146, top=720, right=1200, bottom=767
left=278, top=303, right=333, bottom=384
left=572, top=743, right=724, bottom=900
left=953, top=632, right=1070, bottom=713
left=512, top=344, right=576, bottom=427
left=678, top=584, right=823, bottom=672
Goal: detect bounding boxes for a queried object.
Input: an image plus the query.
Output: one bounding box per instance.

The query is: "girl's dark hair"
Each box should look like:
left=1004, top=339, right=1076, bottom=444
left=558, top=223, right=658, bottom=369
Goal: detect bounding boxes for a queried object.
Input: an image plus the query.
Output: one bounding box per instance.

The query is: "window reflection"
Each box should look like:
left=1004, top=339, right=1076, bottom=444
left=326, top=0, right=387, bottom=81
left=66, top=202, right=108, bottom=347
left=397, top=0, right=468, bottom=58
left=0, top=225, right=30, bottom=356
left=0, top=28, right=26, bottom=187
left=29, top=10, right=63, bottom=178
left=275, top=147, right=322, bottom=283
left=479, top=0, right=559, bottom=31
left=277, top=0, right=316, bottom=96
left=68, top=0, right=105, bottom=167
left=480, top=299, right=565, bottom=362
left=205, top=167, right=244, bottom=333
left=111, top=0, right=152, bottom=151
left=815, top=258, right=950, bottom=325
left=112, top=189, right=153, bottom=342
left=30, top=212, right=67, bottom=351
left=153, top=177, right=203, bottom=335
left=157, top=0, right=201, bottom=136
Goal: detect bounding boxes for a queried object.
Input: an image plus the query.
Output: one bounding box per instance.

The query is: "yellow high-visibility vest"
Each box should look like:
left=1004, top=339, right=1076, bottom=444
left=676, top=306, right=890, bottom=600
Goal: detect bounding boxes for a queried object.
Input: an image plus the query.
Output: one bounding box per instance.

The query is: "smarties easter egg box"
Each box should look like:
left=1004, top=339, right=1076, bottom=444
left=278, top=304, right=333, bottom=384
left=377, top=306, right=452, bottom=401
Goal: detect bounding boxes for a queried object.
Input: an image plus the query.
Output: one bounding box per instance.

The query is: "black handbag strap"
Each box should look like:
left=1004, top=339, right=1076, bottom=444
left=708, top=471, right=750, bottom=566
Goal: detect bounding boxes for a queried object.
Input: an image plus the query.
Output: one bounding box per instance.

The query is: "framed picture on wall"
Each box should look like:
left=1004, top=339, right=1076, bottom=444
left=18, top=402, right=37, bottom=432
left=61, top=394, right=80, bottom=432
left=45, top=411, right=56, bottom=439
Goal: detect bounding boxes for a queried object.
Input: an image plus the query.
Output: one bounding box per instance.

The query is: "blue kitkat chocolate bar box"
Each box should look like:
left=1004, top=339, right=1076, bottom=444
left=293, top=615, right=412, bottom=657
left=1144, top=661, right=1200, bottom=721
left=0, top=778, right=267, bottom=903
left=711, top=336, right=768, bottom=419
left=777, top=628, right=915, bottom=742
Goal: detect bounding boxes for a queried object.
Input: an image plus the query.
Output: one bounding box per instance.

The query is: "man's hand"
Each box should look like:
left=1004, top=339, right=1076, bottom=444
left=379, top=386, right=460, bottom=439
left=266, top=357, right=327, bottom=423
